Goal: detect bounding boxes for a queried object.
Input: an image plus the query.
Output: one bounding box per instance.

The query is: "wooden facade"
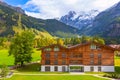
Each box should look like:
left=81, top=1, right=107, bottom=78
left=40, top=42, right=116, bottom=72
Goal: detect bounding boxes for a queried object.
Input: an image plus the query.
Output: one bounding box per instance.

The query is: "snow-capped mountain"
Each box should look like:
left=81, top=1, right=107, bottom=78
left=60, top=10, right=99, bottom=30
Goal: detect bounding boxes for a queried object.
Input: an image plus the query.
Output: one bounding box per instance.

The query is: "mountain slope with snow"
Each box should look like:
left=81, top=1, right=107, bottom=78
left=60, top=10, right=99, bottom=30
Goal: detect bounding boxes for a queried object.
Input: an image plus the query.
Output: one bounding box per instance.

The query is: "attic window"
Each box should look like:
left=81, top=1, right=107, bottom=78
left=90, top=44, right=96, bottom=49
left=44, top=48, right=52, bottom=51
left=54, top=46, right=59, bottom=51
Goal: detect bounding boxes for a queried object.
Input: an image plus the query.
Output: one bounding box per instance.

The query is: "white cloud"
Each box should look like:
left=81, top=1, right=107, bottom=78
left=0, top=0, right=4, bottom=2
left=23, top=0, right=120, bottom=19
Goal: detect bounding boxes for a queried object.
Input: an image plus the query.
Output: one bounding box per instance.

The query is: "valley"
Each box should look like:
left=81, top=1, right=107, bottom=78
left=0, top=0, right=120, bottom=80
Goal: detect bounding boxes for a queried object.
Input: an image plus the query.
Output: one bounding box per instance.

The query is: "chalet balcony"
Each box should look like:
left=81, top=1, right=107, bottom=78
left=69, top=60, right=83, bottom=65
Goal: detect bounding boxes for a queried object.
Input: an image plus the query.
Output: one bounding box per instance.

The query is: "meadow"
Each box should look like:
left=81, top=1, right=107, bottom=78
left=6, top=75, right=109, bottom=80
left=0, top=49, right=41, bottom=67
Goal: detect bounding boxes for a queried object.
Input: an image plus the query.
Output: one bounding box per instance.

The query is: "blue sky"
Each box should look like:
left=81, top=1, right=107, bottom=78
left=4, top=0, right=28, bottom=6
left=3, top=0, right=120, bottom=19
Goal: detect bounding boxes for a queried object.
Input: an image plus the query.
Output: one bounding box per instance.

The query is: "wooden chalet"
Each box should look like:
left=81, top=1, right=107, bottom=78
left=40, top=42, right=117, bottom=72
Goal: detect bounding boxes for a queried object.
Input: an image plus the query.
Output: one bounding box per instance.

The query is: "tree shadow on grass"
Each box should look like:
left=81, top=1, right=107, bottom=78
left=16, top=63, right=41, bottom=73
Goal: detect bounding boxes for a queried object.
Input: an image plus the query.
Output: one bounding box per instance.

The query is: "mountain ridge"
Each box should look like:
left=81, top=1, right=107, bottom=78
left=60, top=10, right=99, bottom=30
left=0, top=1, right=25, bottom=14
left=0, top=1, right=79, bottom=38
left=59, top=2, right=120, bottom=43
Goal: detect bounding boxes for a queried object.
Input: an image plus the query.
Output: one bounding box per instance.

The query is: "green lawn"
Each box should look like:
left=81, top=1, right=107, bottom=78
left=0, top=49, right=14, bottom=67
left=6, top=75, right=109, bottom=80
left=0, top=49, right=41, bottom=67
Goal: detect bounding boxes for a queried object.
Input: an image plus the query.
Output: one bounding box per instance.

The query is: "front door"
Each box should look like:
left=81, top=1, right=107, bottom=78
left=70, top=66, right=84, bottom=72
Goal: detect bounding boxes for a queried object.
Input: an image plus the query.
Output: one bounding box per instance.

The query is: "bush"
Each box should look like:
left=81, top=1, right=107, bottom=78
left=103, top=73, right=120, bottom=79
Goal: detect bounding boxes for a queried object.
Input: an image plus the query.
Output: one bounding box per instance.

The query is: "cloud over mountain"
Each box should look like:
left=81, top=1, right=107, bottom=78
left=24, top=0, right=120, bottom=19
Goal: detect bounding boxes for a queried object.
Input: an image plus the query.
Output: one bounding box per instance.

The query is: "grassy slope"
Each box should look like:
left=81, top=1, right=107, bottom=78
left=6, top=75, right=109, bottom=80
left=0, top=49, right=41, bottom=67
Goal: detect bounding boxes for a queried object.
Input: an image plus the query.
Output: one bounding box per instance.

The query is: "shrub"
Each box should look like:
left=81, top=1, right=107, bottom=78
left=103, top=73, right=120, bottom=79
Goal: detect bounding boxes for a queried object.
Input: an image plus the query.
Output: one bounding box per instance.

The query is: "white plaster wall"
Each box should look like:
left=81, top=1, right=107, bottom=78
left=58, top=66, right=62, bottom=72
left=101, top=66, right=114, bottom=72
left=84, top=66, right=90, bottom=72
left=65, top=66, right=68, bottom=72
left=94, top=66, right=98, bottom=72
left=41, top=65, right=45, bottom=72
left=50, top=66, right=54, bottom=72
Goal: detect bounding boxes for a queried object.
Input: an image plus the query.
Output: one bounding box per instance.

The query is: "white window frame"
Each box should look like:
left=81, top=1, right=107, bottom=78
left=90, top=44, right=96, bottom=49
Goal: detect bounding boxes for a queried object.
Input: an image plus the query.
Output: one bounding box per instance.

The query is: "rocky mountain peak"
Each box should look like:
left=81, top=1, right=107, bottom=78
left=113, top=1, right=120, bottom=8
left=60, top=10, right=99, bottom=29
left=68, top=11, right=76, bottom=17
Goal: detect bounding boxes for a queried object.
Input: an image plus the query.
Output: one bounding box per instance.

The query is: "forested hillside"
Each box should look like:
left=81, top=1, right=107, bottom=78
left=0, top=2, right=79, bottom=38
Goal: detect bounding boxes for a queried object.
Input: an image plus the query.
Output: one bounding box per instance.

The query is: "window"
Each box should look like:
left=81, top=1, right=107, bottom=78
left=45, top=66, right=50, bottom=71
left=54, top=60, right=58, bottom=65
left=70, top=53, right=73, bottom=58
left=98, top=66, right=101, bottom=72
left=62, top=60, right=66, bottom=65
left=98, top=53, right=101, bottom=65
left=44, top=48, right=52, bottom=51
left=78, top=54, right=83, bottom=58
left=98, top=53, right=102, bottom=58
left=62, top=53, right=66, bottom=58
left=90, top=44, right=96, bottom=49
left=96, top=46, right=101, bottom=50
left=98, top=59, right=101, bottom=65
left=90, top=53, right=94, bottom=58
left=54, top=66, right=58, bottom=71
left=70, top=60, right=77, bottom=64
left=90, top=59, right=94, bottom=65
left=45, top=53, right=50, bottom=58
left=90, top=66, right=94, bottom=72
left=54, top=53, right=58, bottom=58
left=70, top=60, right=82, bottom=64
left=54, top=46, right=59, bottom=51
left=45, top=60, right=50, bottom=65
left=70, top=53, right=82, bottom=58
left=79, top=60, right=83, bottom=64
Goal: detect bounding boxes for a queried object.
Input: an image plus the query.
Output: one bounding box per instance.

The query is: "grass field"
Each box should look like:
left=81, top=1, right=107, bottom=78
left=0, top=49, right=14, bottom=67
left=0, top=49, right=41, bottom=67
left=6, top=75, right=109, bottom=80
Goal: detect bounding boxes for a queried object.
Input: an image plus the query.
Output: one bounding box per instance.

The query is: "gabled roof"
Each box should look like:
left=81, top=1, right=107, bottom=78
left=39, top=44, right=68, bottom=50
left=109, top=44, right=120, bottom=49
left=68, top=41, right=91, bottom=49
left=68, top=41, right=120, bottom=51
left=38, top=41, right=120, bottom=51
